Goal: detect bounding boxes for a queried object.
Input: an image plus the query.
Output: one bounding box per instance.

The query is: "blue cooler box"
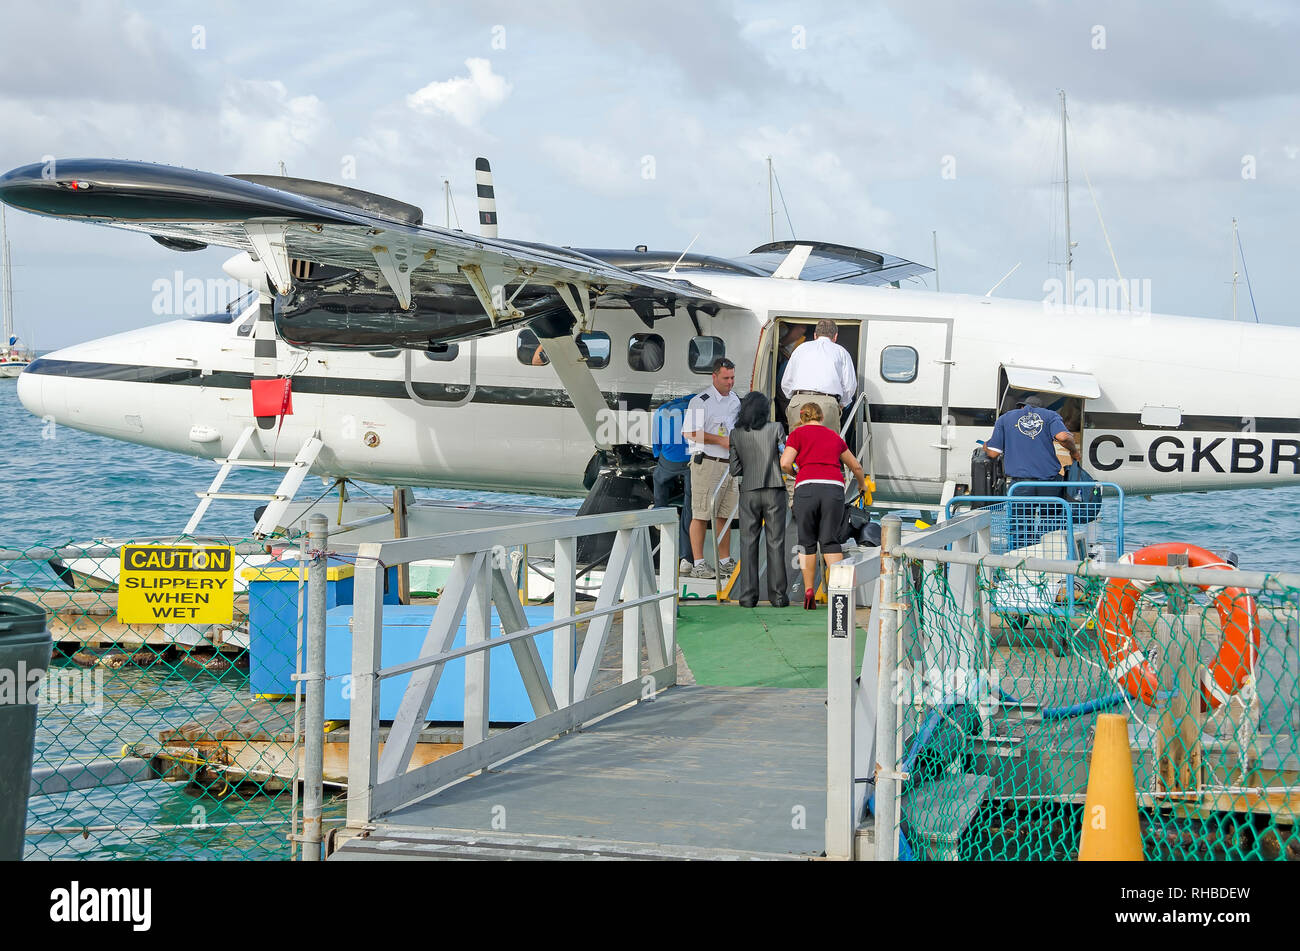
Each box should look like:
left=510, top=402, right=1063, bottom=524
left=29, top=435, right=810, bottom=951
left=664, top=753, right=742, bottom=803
left=242, top=558, right=400, bottom=698
left=324, top=604, right=556, bottom=723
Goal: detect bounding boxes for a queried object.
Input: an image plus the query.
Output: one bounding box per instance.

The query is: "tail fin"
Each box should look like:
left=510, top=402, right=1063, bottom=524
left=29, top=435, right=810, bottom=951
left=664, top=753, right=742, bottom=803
left=475, top=157, right=498, bottom=238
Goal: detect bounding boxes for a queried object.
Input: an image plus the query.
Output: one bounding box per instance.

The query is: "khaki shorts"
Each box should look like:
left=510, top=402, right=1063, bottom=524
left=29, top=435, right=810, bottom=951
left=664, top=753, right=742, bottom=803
left=690, top=456, right=739, bottom=520
left=787, top=393, right=842, bottom=436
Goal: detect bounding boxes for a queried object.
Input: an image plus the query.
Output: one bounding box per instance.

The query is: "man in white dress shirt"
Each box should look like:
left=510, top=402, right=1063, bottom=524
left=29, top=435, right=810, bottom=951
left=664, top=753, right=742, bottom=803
left=681, top=358, right=741, bottom=579
left=780, top=318, right=857, bottom=436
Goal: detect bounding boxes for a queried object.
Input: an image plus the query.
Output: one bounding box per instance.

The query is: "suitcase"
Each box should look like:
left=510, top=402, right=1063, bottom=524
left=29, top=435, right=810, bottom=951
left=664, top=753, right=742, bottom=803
left=970, top=446, right=1005, bottom=503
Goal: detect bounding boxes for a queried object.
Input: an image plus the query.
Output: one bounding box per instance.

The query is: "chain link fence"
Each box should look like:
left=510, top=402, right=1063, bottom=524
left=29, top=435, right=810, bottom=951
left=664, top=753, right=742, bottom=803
left=1, top=535, right=335, bottom=860
left=885, top=530, right=1300, bottom=861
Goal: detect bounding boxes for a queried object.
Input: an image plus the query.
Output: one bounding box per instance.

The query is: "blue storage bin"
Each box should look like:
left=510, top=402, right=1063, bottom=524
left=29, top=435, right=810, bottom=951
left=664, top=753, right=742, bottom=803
left=242, top=558, right=400, bottom=698
left=323, top=604, right=556, bottom=724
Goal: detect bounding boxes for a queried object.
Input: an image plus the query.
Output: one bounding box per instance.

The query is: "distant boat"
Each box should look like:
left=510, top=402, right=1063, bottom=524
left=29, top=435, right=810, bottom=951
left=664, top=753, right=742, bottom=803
left=0, top=206, right=31, bottom=378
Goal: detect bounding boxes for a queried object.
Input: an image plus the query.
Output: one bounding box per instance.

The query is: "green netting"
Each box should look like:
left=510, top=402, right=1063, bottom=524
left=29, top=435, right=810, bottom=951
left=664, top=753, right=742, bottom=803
left=890, top=552, right=1300, bottom=861
left=1, top=536, right=335, bottom=860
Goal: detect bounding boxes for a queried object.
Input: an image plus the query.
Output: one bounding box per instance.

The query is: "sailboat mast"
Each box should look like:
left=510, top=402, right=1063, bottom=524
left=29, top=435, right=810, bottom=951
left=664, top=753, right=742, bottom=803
left=1, top=207, right=12, bottom=345
left=1060, top=90, right=1073, bottom=304
left=1231, top=217, right=1239, bottom=321
left=444, top=179, right=451, bottom=229
left=767, top=156, right=775, bottom=242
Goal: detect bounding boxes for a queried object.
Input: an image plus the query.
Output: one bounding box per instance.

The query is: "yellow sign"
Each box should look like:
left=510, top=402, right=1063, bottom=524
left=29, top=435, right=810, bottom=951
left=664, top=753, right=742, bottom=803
left=117, top=545, right=235, bottom=624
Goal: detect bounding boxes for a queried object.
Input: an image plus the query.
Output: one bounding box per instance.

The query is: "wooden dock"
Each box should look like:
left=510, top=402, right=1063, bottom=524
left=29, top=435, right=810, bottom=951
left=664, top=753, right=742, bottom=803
left=155, top=699, right=469, bottom=792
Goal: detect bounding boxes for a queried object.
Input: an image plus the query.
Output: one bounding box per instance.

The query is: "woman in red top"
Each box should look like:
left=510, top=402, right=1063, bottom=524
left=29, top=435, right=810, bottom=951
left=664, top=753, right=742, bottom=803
left=781, top=402, right=869, bottom=609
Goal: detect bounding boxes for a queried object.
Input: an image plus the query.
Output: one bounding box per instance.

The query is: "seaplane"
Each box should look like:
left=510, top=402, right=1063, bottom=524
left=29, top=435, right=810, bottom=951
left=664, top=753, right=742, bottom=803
left=2, top=156, right=1299, bottom=562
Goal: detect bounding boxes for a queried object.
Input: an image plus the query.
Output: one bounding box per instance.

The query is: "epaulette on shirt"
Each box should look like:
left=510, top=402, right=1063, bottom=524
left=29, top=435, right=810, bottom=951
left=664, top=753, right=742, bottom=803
left=699, top=393, right=710, bottom=401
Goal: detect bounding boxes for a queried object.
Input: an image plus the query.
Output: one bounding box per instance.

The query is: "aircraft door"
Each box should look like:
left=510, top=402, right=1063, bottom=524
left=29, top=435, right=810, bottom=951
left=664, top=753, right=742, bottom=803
left=861, top=317, right=954, bottom=489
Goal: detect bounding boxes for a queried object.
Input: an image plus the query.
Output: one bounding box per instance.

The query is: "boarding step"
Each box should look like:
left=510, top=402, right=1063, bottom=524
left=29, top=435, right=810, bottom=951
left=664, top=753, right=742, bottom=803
left=211, top=458, right=287, bottom=468
left=328, top=826, right=811, bottom=861
left=184, top=425, right=323, bottom=538
left=195, top=492, right=288, bottom=502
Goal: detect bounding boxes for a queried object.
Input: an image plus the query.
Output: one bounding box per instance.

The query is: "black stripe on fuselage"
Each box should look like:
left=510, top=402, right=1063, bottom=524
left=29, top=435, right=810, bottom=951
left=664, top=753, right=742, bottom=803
left=26, top=359, right=1300, bottom=433
left=1083, top=411, right=1300, bottom=433
left=23, top=357, right=655, bottom=411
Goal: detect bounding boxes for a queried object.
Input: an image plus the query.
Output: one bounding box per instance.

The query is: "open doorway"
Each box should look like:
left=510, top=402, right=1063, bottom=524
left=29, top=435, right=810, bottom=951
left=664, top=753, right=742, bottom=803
left=771, top=318, right=861, bottom=441
left=997, top=366, right=1094, bottom=475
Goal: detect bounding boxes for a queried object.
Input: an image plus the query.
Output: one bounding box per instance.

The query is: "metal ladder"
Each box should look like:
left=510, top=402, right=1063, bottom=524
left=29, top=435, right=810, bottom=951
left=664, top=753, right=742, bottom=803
left=183, top=425, right=324, bottom=538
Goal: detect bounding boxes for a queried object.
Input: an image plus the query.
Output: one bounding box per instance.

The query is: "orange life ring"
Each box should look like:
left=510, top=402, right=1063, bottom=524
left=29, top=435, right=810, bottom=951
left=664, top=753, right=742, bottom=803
left=1096, top=543, right=1258, bottom=709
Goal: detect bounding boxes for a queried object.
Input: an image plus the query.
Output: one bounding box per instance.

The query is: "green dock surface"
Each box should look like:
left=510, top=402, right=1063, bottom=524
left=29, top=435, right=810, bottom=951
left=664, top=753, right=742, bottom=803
left=675, top=603, right=861, bottom=688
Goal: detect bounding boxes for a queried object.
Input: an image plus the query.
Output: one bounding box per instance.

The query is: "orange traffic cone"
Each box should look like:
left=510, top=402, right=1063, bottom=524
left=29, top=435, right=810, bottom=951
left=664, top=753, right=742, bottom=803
left=1078, top=713, right=1144, bottom=861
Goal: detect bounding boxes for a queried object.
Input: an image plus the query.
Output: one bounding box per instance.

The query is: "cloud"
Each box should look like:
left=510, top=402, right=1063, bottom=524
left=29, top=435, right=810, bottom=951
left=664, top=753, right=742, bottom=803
left=468, top=0, right=792, bottom=99
left=539, top=137, right=639, bottom=196
left=0, top=0, right=203, bottom=107
left=406, top=58, right=511, bottom=127
left=218, top=81, right=330, bottom=174
left=882, top=0, right=1300, bottom=107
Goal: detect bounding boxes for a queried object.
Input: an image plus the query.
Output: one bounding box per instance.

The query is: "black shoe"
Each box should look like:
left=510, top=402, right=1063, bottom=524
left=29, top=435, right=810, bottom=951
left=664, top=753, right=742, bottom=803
left=738, top=599, right=757, bottom=609
left=771, top=597, right=790, bottom=608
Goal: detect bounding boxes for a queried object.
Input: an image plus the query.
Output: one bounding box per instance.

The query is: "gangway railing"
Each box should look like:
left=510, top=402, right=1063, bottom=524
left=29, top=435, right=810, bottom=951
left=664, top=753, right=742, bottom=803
left=824, top=509, right=993, bottom=860
left=853, top=517, right=1300, bottom=861
left=334, top=507, right=680, bottom=829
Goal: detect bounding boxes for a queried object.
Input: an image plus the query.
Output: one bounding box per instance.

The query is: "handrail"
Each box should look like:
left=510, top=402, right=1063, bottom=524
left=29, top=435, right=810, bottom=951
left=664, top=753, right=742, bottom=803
left=839, top=390, right=865, bottom=439
left=373, top=590, right=672, bottom=680
left=707, top=463, right=740, bottom=597
left=0, top=540, right=275, bottom=559
left=341, top=507, right=667, bottom=563
left=896, top=543, right=1300, bottom=592
left=344, top=507, right=680, bottom=827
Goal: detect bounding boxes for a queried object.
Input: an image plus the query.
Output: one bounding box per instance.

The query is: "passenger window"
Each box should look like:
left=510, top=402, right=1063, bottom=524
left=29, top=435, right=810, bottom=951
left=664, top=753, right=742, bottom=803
left=577, top=331, right=611, bottom=369
left=688, top=336, right=725, bottom=374
left=880, top=345, right=918, bottom=383
left=628, top=333, right=665, bottom=372
left=517, top=329, right=549, bottom=366
left=424, top=343, right=460, bottom=362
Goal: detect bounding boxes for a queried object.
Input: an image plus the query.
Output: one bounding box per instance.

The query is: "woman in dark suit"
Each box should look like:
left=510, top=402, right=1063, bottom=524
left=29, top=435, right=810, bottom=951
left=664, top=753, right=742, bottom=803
left=781, top=401, right=868, bottom=609
left=727, top=392, right=789, bottom=608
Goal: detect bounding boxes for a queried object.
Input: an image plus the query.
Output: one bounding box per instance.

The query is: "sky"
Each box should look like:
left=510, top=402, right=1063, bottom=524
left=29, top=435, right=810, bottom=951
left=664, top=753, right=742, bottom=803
left=1, top=0, right=1297, bottom=348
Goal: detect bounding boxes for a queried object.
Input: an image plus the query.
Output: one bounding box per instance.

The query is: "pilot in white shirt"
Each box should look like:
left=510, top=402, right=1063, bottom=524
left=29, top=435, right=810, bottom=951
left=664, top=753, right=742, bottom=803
left=780, top=318, right=857, bottom=435
left=681, top=358, right=741, bottom=579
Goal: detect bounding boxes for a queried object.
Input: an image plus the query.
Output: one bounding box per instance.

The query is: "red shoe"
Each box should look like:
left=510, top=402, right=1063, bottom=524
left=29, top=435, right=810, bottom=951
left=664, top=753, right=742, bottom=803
left=803, top=591, right=816, bottom=610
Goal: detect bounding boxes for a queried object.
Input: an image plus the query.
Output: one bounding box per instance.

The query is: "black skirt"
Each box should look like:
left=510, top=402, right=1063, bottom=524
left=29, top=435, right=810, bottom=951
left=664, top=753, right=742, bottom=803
left=792, top=483, right=845, bottom=555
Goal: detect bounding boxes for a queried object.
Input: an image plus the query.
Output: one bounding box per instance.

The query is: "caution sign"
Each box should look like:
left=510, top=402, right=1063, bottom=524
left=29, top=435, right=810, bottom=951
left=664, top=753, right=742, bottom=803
left=118, top=545, right=235, bottom=624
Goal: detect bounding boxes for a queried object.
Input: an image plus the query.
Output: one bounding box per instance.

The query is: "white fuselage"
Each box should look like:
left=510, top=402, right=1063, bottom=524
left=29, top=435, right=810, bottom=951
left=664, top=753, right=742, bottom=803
left=18, top=271, right=1300, bottom=504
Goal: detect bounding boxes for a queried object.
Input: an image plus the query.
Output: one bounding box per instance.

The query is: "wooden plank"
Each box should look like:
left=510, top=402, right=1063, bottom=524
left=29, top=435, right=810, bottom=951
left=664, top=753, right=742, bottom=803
left=159, top=738, right=461, bottom=787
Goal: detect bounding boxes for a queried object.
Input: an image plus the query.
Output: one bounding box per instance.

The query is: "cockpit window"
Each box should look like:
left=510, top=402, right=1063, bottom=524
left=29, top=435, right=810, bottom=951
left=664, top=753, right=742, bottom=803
left=186, top=288, right=258, bottom=325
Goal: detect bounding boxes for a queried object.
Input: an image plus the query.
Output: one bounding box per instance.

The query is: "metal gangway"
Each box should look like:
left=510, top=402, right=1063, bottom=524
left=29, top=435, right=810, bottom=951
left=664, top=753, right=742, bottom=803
left=288, top=505, right=991, bottom=860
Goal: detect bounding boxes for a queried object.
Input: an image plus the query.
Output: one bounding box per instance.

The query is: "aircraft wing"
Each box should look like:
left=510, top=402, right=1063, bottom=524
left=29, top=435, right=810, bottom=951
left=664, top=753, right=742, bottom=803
left=0, top=158, right=724, bottom=316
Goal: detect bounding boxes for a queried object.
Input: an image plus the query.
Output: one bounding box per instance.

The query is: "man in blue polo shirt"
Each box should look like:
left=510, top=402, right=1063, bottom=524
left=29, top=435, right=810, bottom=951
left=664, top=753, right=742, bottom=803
left=984, top=394, right=1080, bottom=549
left=652, top=393, right=695, bottom=574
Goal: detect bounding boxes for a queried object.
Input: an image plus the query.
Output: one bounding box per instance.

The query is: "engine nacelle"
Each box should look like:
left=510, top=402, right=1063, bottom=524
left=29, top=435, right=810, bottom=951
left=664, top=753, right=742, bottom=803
left=273, top=269, right=566, bottom=350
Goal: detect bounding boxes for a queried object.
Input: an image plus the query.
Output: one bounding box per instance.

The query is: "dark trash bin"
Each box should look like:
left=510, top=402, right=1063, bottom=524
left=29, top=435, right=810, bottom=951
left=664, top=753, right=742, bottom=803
left=0, top=596, right=51, bottom=861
